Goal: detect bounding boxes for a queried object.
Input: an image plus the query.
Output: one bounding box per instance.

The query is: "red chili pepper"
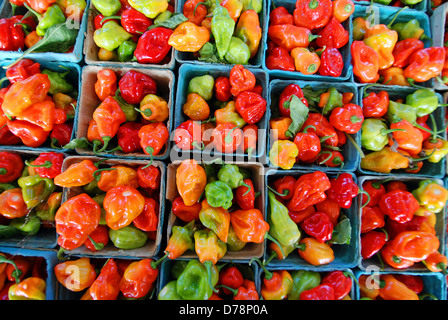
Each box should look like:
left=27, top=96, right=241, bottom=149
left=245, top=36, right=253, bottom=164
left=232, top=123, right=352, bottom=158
left=318, top=47, right=343, bottom=77
left=174, top=119, right=203, bottom=150
left=385, top=215, right=427, bottom=240
left=7, top=120, right=50, bottom=148
left=326, top=173, right=358, bottom=209
left=117, top=121, right=144, bottom=153
left=293, top=126, right=321, bottom=163
left=5, top=59, right=41, bottom=83
left=119, top=8, right=153, bottom=34
left=235, top=91, right=266, bottom=124
left=89, top=259, right=122, bottom=300
left=394, top=275, right=424, bottom=295
left=404, top=47, right=445, bottom=83
left=118, top=70, right=157, bottom=104
left=269, top=6, right=293, bottom=25
left=393, top=39, right=424, bottom=68
left=171, top=196, right=201, bottom=222
left=229, top=64, right=256, bottom=97
left=138, top=122, right=169, bottom=163
left=183, top=0, right=207, bottom=25
left=362, top=89, right=389, bottom=118
left=0, top=17, right=25, bottom=51
left=302, top=113, right=338, bottom=147
left=0, top=151, right=23, bottom=183
left=212, top=123, right=243, bottom=153
left=278, top=84, right=308, bottom=118
left=361, top=180, right=386, bottom=207
left=416, top=116, right=432, bottom=142
left=287, top=171, right=331, bottom=212
left=137, top=164, right=160, bottom=190
left=361, top=206, right=385, bottom=234
left=265, top=46, right=295, bottom=72
left=329, top=103, right=364, bottom=134
left=0, top=125, right=21, bottom=145
left=316, top=150, right=344, bottom=167
left=288, top=205, right=315, bottom=224
left=243, top=124, right=258, bottom=159
left=218, top=265, right=244, bottom=296
left=300, top=211, right=334, bottom=243
left=380, top=240, right=415, bottom=269
left=321, top=270, right=352, bottom=300
left=94, top=14, right=115, bottom=30
left=28, top=151, right=64, bottom=179
left=133, top=197, right=159, bottom=232
left=316, top=17, right=349, bottom=49
left=134, top=27, right=173, bottom=64
left=314, top=198, right=340, bottom=226
left=235, top=178, right=256, bottom=210
left=379, top=189, right=420, bottom=224
left=300, top=283, right=335, bottom=300
left=214, top=76, right=232, bottom=102
left=272, top=176, right=296, bottom=201
left=293, top=0, right=333, bottom=30
left=84, top=225, right=109, bottom=251
left=6, top=256, right=31, bottom=282
left=361, top=229, right=388, bottom=259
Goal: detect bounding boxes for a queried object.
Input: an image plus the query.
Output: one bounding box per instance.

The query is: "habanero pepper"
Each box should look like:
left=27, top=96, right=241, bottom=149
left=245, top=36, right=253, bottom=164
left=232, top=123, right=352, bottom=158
left=265, top=46, right=295, bottom=72
left=199, top=199, right=230, bottom=242
left=293, top=0, right=333, bottom=30
left=316, top=17, right=349, bottom=49
left=329, top=103, right=364, bottom=134
left=54, top=257, right=97, bottom=292
left=300, top=283, right=335, bottom=300
left=27, top=151, right=64, bottom=179
left=293, top=126, right=321, bottom=163
left=134, top=27, right=173, bottom=64
left=393, top=38, right=424, bottom=68
left=361, top=229, right=388, bottom=259
left=351, top=41, right=380, bottom=83
left=260, top=269, right=293, bottom=300
left=183, top=0, right=207, bottom=26
left=212, top=123, right=243, bottom=154
left=138, top=122, right=169, bottom=163
left=229, top=64, right=256, bottom=97
left=379, top=189, right=420, bottom=224
left=176, top=159, right=207, bottom=206
left=297, top=237, right=335, bottom=266
left=287, top=171, right=331, bottom=212
left=318, top=46, right=343, bottom=78
left=269, top=6, right=293, bottom=26
left=118, top=70, right=157, bottom=104
left=271, top=175, right=296, bottom=201
left=326, top=173, right=360, bottom=209
left=0, top=151, right=23, bottom=183
left=278, top=84, right=309, bottom=118
left=95, top=69, right=117, bottom=101
left=54, top=159, right=98, bottom=187
left=316, top=150, right=344, bottom=168
left=404, top=47, right=445, bottom=83
left=300, top=211, right=333, bottom=243
left=89, top=259, right=121, bottom=300
left=116, top=121, right=144, bottom=154
left=362, top=88, right=389, bottom=118
left=321, top=270, right=353, bottom=300
left=164, top=220, right=196, bottom=259
left=235, top=91, right=266, bottom=124
left=268, top=24, right=318, bottom=52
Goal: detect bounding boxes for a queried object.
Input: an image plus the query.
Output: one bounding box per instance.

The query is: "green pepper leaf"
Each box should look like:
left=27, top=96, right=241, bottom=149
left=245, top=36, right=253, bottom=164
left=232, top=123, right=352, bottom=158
left=147, top=13, right=188, bottom=30
left=285, top=95, right=309, bottom=139
left=301, top=86, right=326, bottom=108
left=329, top=214, right=351, bottom=245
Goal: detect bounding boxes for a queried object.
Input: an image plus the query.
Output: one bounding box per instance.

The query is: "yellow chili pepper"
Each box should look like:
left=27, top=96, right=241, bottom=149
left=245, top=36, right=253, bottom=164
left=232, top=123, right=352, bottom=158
left=183, top=92, right=210, bottom=121
left=138, top=94, right=169, bottom=122
left=215, top=101, right=246, bottom=128
left=360, top=147, right=409, bottom=173
left=363, top=25, right=398, bottom=70
left=8, top=277, right=46, bottom=300
left=269, top=140, right=298, bottom=170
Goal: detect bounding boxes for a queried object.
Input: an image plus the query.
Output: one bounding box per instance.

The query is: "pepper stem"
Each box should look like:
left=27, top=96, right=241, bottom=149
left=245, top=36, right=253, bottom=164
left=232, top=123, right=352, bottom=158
left=265, top=233, right=286, bottom=259
left=224, top=126, right=238, bottom=144
left=101, top=15, right=121, bottom=24
left=249, top=257, right=273, bottom=280
left=386, top=6, right=408, bottom=29
left=0, top=168, right=7, bottom=175
left=215, top=284, right=238, bottom=296
left=0, top=255, right=21, bottom=284
left=192, top=141, right=205, bottom=151
left=92, top=167, right=117, bottom=181
left=358, top=189, right=371, bottom=209
left=203, top=260, right=219, bottom=293
left=151, top=252, right=169, bottom=269
left=267, top=185, right=289, bottom=197
left=88, top=236, right=105, bottom=251
left=25, top=160, right=52, bottom=168
left=345, top=132, right=365, bottom=158
left=143, top=147, right=154, bottom=168
left=96, top=136, right=111, bottom=153
left=23, top=2, right=42, bottom=20
left=239, top=180, right=252, bottom=196
left=134, top=107, right=152, bottom=118
left=193, top=2, right=208, bottom=15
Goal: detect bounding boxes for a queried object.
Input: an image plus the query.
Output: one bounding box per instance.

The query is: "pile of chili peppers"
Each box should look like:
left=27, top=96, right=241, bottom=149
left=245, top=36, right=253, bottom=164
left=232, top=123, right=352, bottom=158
left=364, top=0, right=423, bottom=7
left=358, top=273, right=434, bottom=300
left=71, top=68, right=169, bottom=163
left=360, top=178, right=448, bottom=271
left=174, top=65, right=265, bottom=157
left=55, top=256, right=162, bottom=299
left=360, top=87, right=448, bottom=174
left=177, top=0, right=262, bottom=65
left=0, top=59, right=76, bottom=149
left=0, top=252, right=47, bottom=300
left=265, top=171, right=357, bottom=266
left=158, top=261, right=259, bottom=300
left=92, top=0, right=177, bottom=64
left=256, top=268, right=354, bottom=300
left=352, top=7, right=445, bottom=85
left=52, top=158, right=161, bottom=252
left=265, top=0, right=353, bottom=77
left=0, top=0, right=86, bottom=55
left=269, top=83, right=362, bottom=170
left=0, top=151, right=64, bottom=239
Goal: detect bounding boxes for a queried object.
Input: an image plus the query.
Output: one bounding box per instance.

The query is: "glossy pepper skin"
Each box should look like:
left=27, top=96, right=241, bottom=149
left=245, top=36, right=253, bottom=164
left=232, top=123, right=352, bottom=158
left=265, top=46, right=295, bottom=72
left=297, top=237, right=335, bottom=266
left=211, top=0, right=236, bottom=60
left=293, top=0, right=333, bottom=31
left=55, top=193, right=101, bottom=250
left=300, top=283, right=335, bottom=300
left=393, top=38, right=424, bottom=68
left=287, top=171, right=331, bottom=212
left=134, top=27, right=173, bottom=64
left=235, top=91, right=266, bottom=124
left=318, top=46, right=343, bottom=77
left=199, top=199, right=230, bottom=242
left=413, top=180, right=448, bottom=214
left=404, top=47, right=445, bottom=83
left=104, top=185, right=145, bottom=230
left=230, top=208, right=269, bottom=243
left=176, top=159, right=206, bottom=206
left=329, top=103, right=364, bottom=134
left=326, top=173, right=358, bottom=209
left=234, top=9, right=261, bottom=59
left=362, top=89, right=389, bottom=118
left=118, top=70, right=157, bottom=105
left=379, top=189, right=419, bottom=224
left=361, top=229, right=388, bottom=259
left=54, top=257, right=96, bottom=292
left=138, top=122, right=169, bottom=162
left=176, top=259, right=217, bottom=300
left=268, top=24, right=318, bottom=52
left=0, top=17, right=25, bottom=51
left=301, top=211, right=333, bottom=243
left=165, top=220, right=195, bottom=259
left=351, top=41, right=380, bottom=83
left=54, top=159, right=97, bottom=187
left=261, top=270, right=293, bottom=300
left=316, top=17, right=349, bottom=49
left=0, top=151, right=23, bottom=183
left=89, top=259, right=121, bottom=300
left=119, top=258, right=160, bottom=299
left=269, top=140, right=298, bottom=170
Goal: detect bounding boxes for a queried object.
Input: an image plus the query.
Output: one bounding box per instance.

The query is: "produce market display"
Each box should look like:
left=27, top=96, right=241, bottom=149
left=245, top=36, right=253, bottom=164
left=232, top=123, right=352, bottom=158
left=1, top=0, right=448, bottom=304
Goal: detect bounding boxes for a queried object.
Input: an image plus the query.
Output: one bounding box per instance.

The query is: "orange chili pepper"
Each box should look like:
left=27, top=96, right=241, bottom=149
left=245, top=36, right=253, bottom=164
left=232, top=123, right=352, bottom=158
left=290, top=47, right=320, bottom=75
left=243, top=123, right=258, bottom=159
left=183, top=92, right=210, bottom=121
left=15, top=100, right=55, bottom=132
left=103, top=185, right=146, bottom=230
left=212, top=123, right=243, bottom=153
left=332, top=0, right=354, bottom=22
left=138, top=94, right=169, bottom=123
left=423, top=251, right=448, bottom=273
left=261, top=270, right=293, bottom=300
left=380, top=240, right=415, bottom=269
left=54, top=257, right=97, bottom=292
left=297, top=237, right=335, bottom=266
left=24, top=31, right=42, bottom=48
left=378, top=274, right=419, bottom=300
left=230, top=208, right=269, bottom=243
left=390, top=231, right=440, bottom=262
left=168, top=21, right=210, bottom=52
left=54, top=159, right=97, bottom=187
left=176, top=159, right=207, bottom=206
left=0, top=188, right=29, bottom=219
left=270, top=117, right=293, bottom=141
left=96, top=165, right=139, bottom=192
left=94, top=69, right=117, bottom=101
left=358, top=274, right=380, bottom=300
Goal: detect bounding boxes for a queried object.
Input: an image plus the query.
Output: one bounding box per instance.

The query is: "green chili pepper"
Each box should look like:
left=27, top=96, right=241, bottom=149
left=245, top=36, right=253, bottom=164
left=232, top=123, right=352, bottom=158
left=170, top=260, right=190, bottom=280
left=91, top=0, right=122, bottom=16
left=240, top=0, right=262, bottom=13
left=117, top=39, right=137, bottom=62
left=113, top=91, right=139, bottom=122
left=158, top=281, right=184, bottom=300
left=373, top=0, right=393, bottom=5
left=217, top=164, right=251, bottom=190
left=154, top=10, right=173, bottom=24
left=321, top=87, right=343, bottom=116
left=82, top=179, right=103, bottom=195
left=224, top=37, right=251, bottom=65
left=36, top=192, right=62, bottom=223
left=9, top=214, right=41, bottom=236
left=387, top=101, right=417, bottom=124
left=175, top=259, right=217, bottom=300
left=17, top=175, right=55, bottom=209
left=36, top=4, right=66, bottom=36
left=267, top=191, right=301, bottom=256
left=390, top=19, right=429, bottom=41
left=226, top=225, right=246, bottom=251
left=405, top=89, right=448, bottom=117
left=288, top=270, right=321, bottom=300
left=94, top=21, right=132, bottom=52
left=205, top=180, right=233, bottom=210
left=187, top=74, right=215, bottom=101
left=41, top=69, right=74, bottom=95
left=109, top=224, right=148, bottom=249
left=361, top=118, right=400, bottom=151
left=211, top=0, right=235, bottom=59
